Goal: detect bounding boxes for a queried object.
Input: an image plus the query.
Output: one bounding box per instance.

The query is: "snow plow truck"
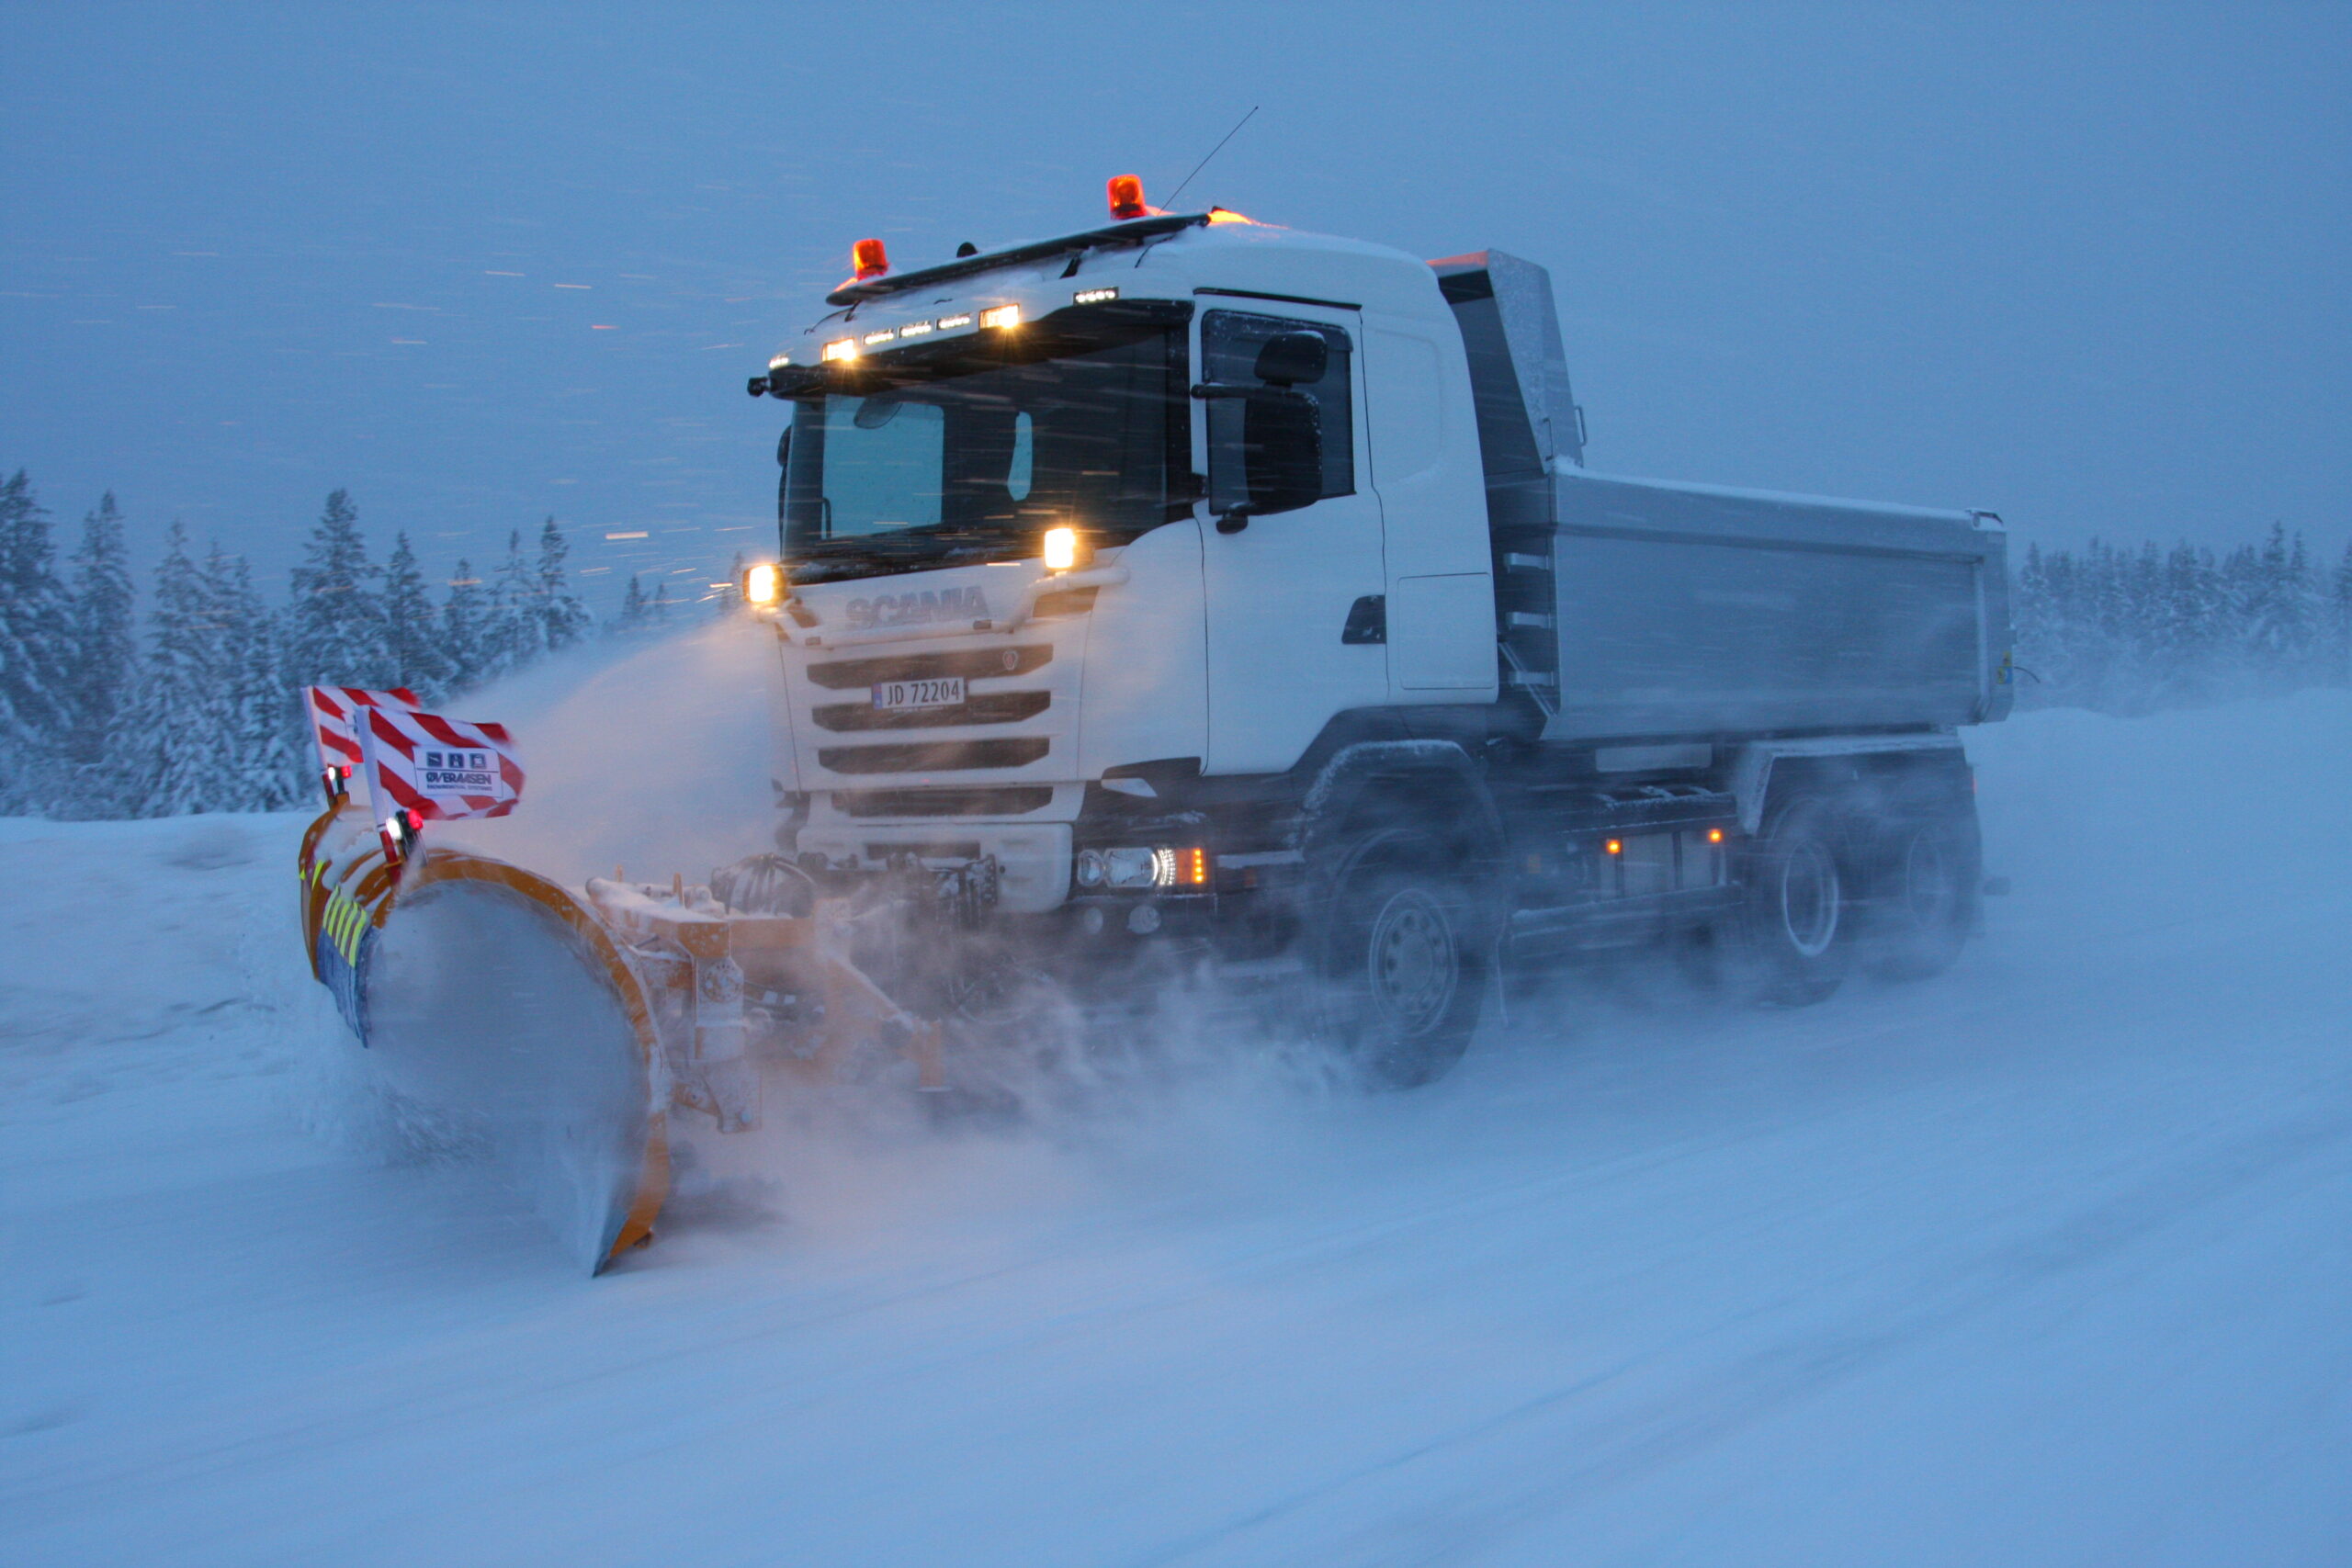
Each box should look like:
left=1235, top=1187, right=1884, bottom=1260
left=298, top=178, right=2013, bottom=1269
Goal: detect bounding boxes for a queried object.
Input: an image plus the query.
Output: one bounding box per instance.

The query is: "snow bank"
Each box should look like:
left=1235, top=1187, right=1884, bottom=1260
left=4, top=693, right=2349, bottom=1566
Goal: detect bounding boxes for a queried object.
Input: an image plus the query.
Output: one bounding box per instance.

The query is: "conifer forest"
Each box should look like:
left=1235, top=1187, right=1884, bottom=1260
left=1, top=465, right=2347, bottom=818
left=0, top=470, right=710, bottom=817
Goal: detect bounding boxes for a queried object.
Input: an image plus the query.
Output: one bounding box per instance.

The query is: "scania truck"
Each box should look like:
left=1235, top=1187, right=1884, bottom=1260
left=740, top=181, right=2011, bottom=1087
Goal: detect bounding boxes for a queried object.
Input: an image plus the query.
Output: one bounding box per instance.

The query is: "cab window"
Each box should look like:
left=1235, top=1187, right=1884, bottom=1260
left=1202, top=310, right=1354, bottom=513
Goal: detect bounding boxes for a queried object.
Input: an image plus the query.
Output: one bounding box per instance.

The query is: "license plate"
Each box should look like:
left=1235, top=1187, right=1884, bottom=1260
left=872, top=677, right=966, bottom=711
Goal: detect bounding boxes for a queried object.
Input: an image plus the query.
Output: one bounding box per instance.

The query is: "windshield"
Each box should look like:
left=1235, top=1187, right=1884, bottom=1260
left=781, top=300, right=1193, bottom=581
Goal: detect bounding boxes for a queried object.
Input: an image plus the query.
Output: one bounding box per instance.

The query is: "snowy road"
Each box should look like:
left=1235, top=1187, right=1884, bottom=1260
left=5, top=696, right=2350, bottom=1566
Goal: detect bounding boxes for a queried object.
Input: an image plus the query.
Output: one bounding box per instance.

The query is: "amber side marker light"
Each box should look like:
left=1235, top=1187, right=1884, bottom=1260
left=1042, top=525, right=1080, bottom=573
left=742, top=562, right=783, bottom=607
left=1605, top=840, right=1623, bottom=855
left=1708, top=828, right=1726, bottom=844
left=1186, top=848, right=1210, bottom=886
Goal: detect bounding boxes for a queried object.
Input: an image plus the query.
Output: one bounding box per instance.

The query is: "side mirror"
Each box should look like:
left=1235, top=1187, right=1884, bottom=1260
left=1238, top=388, right=1323, bottom=519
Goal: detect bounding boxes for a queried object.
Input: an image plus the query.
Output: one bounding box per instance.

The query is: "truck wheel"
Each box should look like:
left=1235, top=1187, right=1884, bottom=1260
left=1862, top=814, right=1976, bottom=981
left=1731, top=797, right=1852, bottom=1007
left=1318, top=834, right=1489, bottom=1089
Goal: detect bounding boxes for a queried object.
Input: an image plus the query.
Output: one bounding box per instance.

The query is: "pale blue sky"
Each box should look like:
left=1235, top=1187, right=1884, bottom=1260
left=3, top=2, right=2346, bottom=605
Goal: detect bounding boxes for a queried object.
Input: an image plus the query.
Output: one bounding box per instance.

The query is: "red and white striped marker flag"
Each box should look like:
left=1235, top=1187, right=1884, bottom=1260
left=356, top=704, right=526, bottom=822
left=303, top=686, right=422, bottom=780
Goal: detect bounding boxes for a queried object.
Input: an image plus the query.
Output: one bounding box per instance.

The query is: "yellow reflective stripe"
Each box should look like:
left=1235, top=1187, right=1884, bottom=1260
left=322, top=888, right=368, bottom=965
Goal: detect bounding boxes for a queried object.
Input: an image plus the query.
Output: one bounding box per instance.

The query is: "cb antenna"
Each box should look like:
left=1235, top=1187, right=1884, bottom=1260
left=1164, top=105, right=1259, bottom=210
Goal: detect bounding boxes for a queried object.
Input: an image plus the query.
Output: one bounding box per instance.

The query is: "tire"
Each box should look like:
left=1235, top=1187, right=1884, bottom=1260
left=1317, top=833, right=1491, bottom=1089
left=1862, top=811, right=1977, bottom=981
left=1728, top=796, right=1852, bottom=1007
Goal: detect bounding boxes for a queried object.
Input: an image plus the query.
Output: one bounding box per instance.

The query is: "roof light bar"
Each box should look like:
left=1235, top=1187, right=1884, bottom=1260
left=820, top=337, right=858, bottom=362
left=1073, top=287, right=1119, bottom=306
left=861, top=328, right=897, bottom=346
left=935, top=312, right=974, bottom=330
left=979, top=304, right=1021, bottom=330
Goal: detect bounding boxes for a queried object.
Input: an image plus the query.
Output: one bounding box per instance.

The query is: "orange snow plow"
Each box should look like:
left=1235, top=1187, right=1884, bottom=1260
left=299, top=807, right=951, bottom=1271
left=294, top=687, right=952, bottom=1272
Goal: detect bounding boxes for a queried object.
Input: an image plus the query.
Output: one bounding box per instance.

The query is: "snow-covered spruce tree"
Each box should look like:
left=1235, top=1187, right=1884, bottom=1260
left=2156, top=543, right=2217, bottom=706
left=440, top=558, right=491, bottom=694
left=2245, top=524, right=2317, bottom=690
left=130, top=524, right=234, bottom=816
left=484, top=528, right=544, bottom=681
left=650, top=581, right=672, bottom=625
left=0, top=468, right=73, bottom=809
left=284, top=489, right=390, bottom=691
left=611, top=572, right=649, bottom=637
left=209, top=547, right=305, bottom=811
left=2332, top=539, right=2352, bottom=686
left=536, top=517, right=591, bottom=653
left=382, top=531, right=452, bottom=702
left=62, top=493, right=135, bottom=759
left=56, top=492, right=139, bottom=816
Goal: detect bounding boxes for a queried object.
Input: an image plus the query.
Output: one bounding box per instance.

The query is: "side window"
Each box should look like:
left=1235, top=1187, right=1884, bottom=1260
left=1203, top=310, right=1354, bottom=513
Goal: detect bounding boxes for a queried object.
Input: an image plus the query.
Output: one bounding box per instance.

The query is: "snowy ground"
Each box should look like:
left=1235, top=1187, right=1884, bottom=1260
left=4, top=694, right=2350, bottom=1567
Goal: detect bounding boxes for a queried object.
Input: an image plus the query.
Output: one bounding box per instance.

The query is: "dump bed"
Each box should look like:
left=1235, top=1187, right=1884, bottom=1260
left=1543, top=469, right=2008, bottom=740
left=1435, top=248, right=2011, bottom=743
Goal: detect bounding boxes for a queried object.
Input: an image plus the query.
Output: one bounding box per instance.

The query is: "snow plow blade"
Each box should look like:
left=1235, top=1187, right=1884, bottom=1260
left=298, top=807, right=947, bottom=1272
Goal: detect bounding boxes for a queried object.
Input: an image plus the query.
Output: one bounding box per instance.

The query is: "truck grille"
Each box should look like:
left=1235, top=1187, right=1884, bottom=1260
left=811, top=690, right=1050, bottom=732
left=816, top=738, right=1050, bottom=774
left=833, top=787, right=1055, bottom=818
left=806, top=645, right=1052, bottom=689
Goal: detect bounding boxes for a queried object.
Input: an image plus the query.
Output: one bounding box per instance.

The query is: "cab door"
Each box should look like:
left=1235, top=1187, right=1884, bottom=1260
left=1359, top=312, right=1497, bottom=697
left=1196, top=305, right=1390, bottom=775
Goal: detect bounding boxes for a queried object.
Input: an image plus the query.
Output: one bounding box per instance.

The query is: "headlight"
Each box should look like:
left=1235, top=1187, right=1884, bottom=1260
left=742, top=561, right=783, bottom=607
left=1103, top=847, right=1159, bottom=888
left=1088, top=847, right=1201, bottom=890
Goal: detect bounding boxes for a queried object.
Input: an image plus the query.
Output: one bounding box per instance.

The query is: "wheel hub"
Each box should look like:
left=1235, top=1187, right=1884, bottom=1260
left=1368, top=890, right=1459, bottom=1035
left=1903, top=833, right=1957, bottom=923
left=1779, top=841, right=1841, bottom=958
